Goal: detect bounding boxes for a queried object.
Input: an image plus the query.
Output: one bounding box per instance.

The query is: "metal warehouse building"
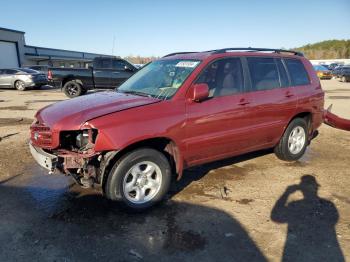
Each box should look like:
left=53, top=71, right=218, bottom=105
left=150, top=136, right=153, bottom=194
left=0, top=27, right=114, bottom=69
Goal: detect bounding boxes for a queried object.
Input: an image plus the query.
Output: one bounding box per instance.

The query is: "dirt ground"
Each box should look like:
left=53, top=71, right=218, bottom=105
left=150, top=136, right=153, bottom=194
left=0, top=80, right=349, bottom=261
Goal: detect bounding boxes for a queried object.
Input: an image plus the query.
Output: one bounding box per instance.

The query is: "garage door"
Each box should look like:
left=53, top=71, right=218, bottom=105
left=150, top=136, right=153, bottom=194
left=0, top=41, right=19, bottom=68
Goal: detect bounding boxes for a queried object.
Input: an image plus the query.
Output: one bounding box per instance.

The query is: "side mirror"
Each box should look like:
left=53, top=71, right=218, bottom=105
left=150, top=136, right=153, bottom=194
left=124, top=65, right=134, bottom=72
left=190, top=83, right=209, bottom=102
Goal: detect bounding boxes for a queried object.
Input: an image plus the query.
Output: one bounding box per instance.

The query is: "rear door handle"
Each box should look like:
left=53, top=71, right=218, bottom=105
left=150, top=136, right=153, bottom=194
left=285, top=92, right=294, bottom=98
left=238, top=99, right=250, bottom=106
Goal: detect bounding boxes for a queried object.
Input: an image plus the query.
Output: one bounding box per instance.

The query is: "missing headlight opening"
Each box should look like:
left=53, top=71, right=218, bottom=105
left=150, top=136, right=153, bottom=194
left=60, top=129, right=98, bottom=152
left=55, top=128, right=100, bottom=188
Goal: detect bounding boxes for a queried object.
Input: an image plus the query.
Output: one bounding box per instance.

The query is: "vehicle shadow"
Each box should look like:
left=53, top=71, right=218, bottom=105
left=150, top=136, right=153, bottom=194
left=271, top=175, right=345, bottom=262
left=168, top=148, right=272, bottom=197
left=0, top=85, right=59, bottom=92
left=37, top=84, right=59, bottom=90
left=0, top=181, right=268, bottom=261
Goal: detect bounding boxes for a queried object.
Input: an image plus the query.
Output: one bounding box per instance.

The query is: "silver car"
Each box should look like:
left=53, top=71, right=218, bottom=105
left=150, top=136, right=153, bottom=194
left=0, top=68, right=48, bottom=91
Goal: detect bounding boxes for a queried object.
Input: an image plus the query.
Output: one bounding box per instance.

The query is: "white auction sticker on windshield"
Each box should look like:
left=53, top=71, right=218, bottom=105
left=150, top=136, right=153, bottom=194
left=175, top=61, right=199, bottom=68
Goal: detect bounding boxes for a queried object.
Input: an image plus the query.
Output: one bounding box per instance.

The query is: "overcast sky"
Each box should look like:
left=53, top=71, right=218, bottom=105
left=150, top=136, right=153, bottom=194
left=1, top=0, right=349, bottom=57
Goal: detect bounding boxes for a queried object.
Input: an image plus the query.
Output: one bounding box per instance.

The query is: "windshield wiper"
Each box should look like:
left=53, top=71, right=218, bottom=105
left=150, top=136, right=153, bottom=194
left=118, top=90, right=153, bottom=98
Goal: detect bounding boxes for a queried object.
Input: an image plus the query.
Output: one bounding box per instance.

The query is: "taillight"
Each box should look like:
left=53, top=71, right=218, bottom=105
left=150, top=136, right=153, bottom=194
left=47, top=70, right=53, bottom=80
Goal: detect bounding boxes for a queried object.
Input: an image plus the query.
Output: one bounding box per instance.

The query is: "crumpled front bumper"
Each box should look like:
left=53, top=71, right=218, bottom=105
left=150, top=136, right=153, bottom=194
left=323, top=106, right=350, bottom=131
left=29, top=142, right=58, bottom=172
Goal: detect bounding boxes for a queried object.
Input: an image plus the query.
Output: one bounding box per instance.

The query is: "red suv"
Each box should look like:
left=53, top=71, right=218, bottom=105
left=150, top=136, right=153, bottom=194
left=29, top=48, right=324, bottom=210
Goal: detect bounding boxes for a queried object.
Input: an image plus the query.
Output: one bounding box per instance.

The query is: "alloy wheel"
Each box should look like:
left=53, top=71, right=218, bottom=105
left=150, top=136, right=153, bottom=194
left=288, top=126, right=306, bottom=154
left=67, top=83, right=78, bottom=96
left=122, top=161, right=162, bottom=204
left=15, top=81, right=25, bottom=91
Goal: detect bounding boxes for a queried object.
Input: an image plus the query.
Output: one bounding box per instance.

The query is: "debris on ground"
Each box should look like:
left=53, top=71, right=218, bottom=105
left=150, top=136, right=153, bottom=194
left=129, top=249, right=143, bottom=260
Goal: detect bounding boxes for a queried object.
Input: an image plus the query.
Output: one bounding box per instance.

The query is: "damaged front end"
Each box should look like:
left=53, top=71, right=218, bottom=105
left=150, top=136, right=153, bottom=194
left=55, top=128, right=100, bottom=188
left=323, top=105, right=350, bottom=131
left=29, top=121, right=109, bottom=188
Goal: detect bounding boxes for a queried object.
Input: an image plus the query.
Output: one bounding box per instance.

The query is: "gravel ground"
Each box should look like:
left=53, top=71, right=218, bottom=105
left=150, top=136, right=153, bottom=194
left=0, top=80, right=349, bottom=261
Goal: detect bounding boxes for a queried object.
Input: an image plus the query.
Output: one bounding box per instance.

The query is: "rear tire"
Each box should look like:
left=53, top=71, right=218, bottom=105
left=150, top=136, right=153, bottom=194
left=341, top=76, right=347, bottom=82
left=14, top=80, right=26, bottom=91
left=63, top=80, right=83, bottom=98
left=105, top=148, right=172, bottom=211
left=274, top=118, right=308, bottom=161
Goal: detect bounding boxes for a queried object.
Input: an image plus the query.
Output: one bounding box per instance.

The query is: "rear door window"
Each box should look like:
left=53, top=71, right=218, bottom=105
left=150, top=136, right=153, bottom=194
left=112, top=60, right=127, bottom=70
left=196, top=58, right=244, bottom=97
left=247, top=57, right=280, bottom=91
left=284, top=59, right=310, bottom=86
left=94, top=59, right=112, bottom=69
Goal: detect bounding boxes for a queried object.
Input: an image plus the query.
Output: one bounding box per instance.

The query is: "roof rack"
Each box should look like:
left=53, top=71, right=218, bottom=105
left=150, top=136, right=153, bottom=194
left=212, top=47, right=304, bottom=56
left=163, top=47, right=304, bottom=58
left=163, top=52, right=197, bottom=57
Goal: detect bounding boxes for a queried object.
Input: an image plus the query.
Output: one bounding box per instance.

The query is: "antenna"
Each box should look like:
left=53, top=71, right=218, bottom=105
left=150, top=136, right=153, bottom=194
left=111, top=34, right=116, bottom=56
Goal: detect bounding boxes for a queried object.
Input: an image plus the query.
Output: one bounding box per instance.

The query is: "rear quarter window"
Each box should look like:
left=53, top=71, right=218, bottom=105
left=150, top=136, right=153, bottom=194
left=284, top=59, right=310, bottom=86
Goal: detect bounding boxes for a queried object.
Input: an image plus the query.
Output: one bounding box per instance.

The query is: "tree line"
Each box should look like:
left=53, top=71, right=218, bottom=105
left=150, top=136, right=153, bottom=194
left=294, top=40, right=350, bottom=59
left=123, top=55, right=159, bottom=64
left=123, top=40, right=350, bottom=63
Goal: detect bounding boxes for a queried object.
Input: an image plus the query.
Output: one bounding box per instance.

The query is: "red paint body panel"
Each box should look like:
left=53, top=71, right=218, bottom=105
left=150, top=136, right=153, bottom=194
left=32, top=92, right=160, bottom=148
left=30, top=51, right=325, bottom=175
left=324, top=110, right=350, bottom=131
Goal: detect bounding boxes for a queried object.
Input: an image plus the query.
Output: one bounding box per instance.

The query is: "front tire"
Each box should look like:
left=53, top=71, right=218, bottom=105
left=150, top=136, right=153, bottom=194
left=274, top=118, right=308, bottom=161
left=14, top=80, right=26, bottom=91
left=105, top=148, right=172, bottom=210
left=63, top=80, right=83, bottom=98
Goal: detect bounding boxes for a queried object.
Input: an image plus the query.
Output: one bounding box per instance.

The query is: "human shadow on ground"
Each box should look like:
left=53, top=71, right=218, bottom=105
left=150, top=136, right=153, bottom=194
left=271, top=175, right=344, bottom=262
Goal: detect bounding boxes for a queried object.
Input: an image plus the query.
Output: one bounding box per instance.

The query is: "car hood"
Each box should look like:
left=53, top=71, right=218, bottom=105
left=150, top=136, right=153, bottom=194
left=35, top=92, right=161, bottom=130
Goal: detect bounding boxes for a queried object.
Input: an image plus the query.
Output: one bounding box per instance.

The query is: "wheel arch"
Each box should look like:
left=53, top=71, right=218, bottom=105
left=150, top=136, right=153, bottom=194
left=13, top=79, right=26, bottom=90
left=13, top=79, right=20, bottom=88
left=62, top=76, right=83, bottom=88
left=285, top=111, right=313, bottom=137
left=290, top=111, right=312, bottom=124
left=100, top=137, right=183, bottom=194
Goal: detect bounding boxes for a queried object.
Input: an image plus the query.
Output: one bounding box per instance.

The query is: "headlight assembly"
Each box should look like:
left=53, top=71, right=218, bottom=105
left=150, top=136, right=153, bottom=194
left=76, top=130, right=90, bottom=148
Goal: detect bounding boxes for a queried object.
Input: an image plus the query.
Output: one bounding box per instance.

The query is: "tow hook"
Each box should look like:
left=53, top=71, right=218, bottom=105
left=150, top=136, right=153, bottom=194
left=80, top=176, right=94, bottom=188
left=323, top=105, right=350, bottom=131
left=80, top=165, right=96, bottom=188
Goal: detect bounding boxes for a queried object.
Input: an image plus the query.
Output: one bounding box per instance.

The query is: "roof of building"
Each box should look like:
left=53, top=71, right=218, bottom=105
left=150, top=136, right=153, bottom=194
left=0, top=27, right=25, bottom=34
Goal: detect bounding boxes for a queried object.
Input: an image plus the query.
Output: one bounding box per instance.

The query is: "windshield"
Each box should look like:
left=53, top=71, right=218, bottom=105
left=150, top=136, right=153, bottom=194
left=313, top=65, right=328, bottom=71
left=20, top=68, right=39, bottom=74
left=117, top=59, right=201, bottom=100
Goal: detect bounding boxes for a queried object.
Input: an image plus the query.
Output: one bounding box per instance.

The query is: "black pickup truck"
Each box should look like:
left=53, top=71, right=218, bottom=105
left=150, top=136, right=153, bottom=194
left=49, top=57, right=138, bottom=97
